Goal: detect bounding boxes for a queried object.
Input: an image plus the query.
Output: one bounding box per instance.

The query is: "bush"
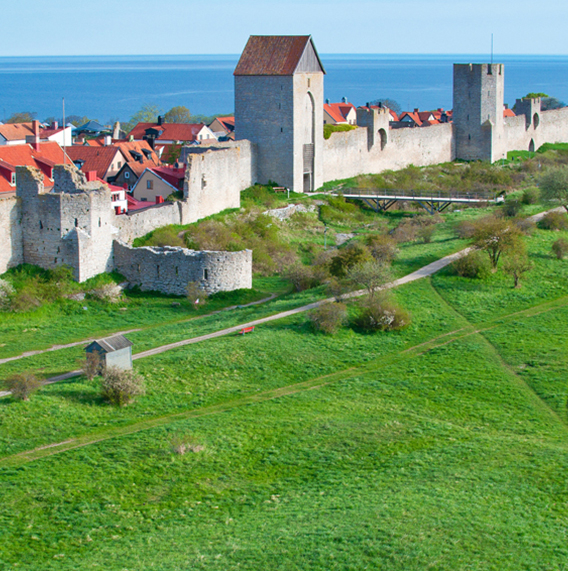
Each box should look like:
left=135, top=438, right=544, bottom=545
left=186, top=282, right=208, bottom=309
left=4, top=373, right=41, bottom=401
left=285, top=263, right=318, bottom=292
left=539, top=211, right=568, bottom=230
left=552, top=237, right=568, bottom=259
left=417, top=225, right=435, bottom=243
left=89, top=283, right=122, bottom=302
left=454, top=220, right=477, bottom=240
left=521, top=187, right=540, bottom=205
left=309, top=302, right=348, bottom=335
left=514, top=217, right=536, bottom=236
left=101, top=367, right=145, bottom=406
left=0, top=278, right=15, bottom=310
left=365, top=234, right=398, bottom=263
left=142, top=225, right=185, bottom=248
left=323, top=123, right=357, bottom=140
left=169, top=432, right=205, bottom=455
left=501, top=199, right=522, bottom=218
left=392, top=220, right=417, bottom=243
left=353, top=296, right=411, bottom=332
left=326, top=277, right=349, bottom=302
left=83, top=351, right=104, bottom=381
left=329, top=243, right=372, bottom=278
left=452, top=251, right=491, bottom=279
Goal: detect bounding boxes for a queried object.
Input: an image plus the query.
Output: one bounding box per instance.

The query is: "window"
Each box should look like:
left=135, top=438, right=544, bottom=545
left=204, top=269, right=209, bottom=280
left=124, top=171, right=130, bottom=179
left=117, top=161, right=122, bottom=169
left=147, top=179, right=153, bottom=190
left=308, top=78, right=311, bottom=87
left=10, top=173, right=15, bottom=185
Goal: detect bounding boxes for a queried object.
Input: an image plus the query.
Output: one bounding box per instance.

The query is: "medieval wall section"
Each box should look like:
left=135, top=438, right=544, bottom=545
left=321, top=122, right=454, bottom=184
left=0, top=195, right=23, bottom=274
left=113, top=241, right=252, bottom=296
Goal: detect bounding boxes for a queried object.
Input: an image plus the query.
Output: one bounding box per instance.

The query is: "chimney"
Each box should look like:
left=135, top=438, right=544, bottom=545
left=51, top=121, right=58, bottom=130
left=86, top=171, right=97, bottom=182
left=27, top=120, right=41, bottom=151
left=112, top=122, right=121, bottom=139
left=157, top=115, right=163, bottom=126
left=156, top=195, right=164, bottom=204
left=414, top=108, right=419, bottom=113
left=325, top=98, right=330, bottom=104
left=104, top=135, right=112, bottom=146
left=341, top=97, right=347, bottom=104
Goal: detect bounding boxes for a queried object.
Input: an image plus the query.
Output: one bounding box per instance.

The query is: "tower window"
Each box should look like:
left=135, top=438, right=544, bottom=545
left=308, top=78, right=311, bottom=87
left=468, top=134, right=471, bottom=140
left=204, top=268, right=208, bottom=280
left=281, top=127, right=283, bottom=133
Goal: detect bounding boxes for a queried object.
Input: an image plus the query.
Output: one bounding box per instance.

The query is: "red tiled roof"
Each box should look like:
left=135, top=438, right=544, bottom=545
left=151, top=165, right=185, bottom=189
left=504, top=108, right=516, bottom=118
left=127, top=122, right=206, bottom=142
left=0, top=142, right=70, bottom=192
left=66, top=146, right=126, bottom=179
left=40, top=127, right=65, bottom=139
left=324, top=103, right=347, bottom=123
left=399, top=111, right=422, bottom=126
left=234, top=35, right=325, bottom=76
left=0, top=122, right=35, bottom=142
left=127, top=194, right=156, bottom=210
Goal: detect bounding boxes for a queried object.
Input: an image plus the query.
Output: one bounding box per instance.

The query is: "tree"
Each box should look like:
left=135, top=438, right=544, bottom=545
left=539, top=167, right=568, bottom=212
left=365, top=234, right=398, bottom=263
left=4, top=373, right=41, bottom=401
left=124, top=104, right=162, bottom=134
left=552, top=238, right=568, bottom=260
left=369, top=98, right=401, bottom=114
left=308, top=302, right=348, bottom=335
left=541, top=97, right=566, bottom=111
left=503, top=244, right=533, bottom=288
left=83, top=351, right=103, bottom=381
left=472, top=216, right=522, bottom=270
left=67, top=115, right=91, bottom=127
left=164, top=106, right=191, bottom=124
left=347, top=260, right=391, bottom=300
left=6, top=112, right=37, bottom=124
left=329, top=243, right=372, bottom=278
left=101, top=367, right=145, bottom=406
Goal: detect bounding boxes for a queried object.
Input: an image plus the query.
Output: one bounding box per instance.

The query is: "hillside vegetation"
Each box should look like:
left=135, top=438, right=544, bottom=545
left=1, top=150, right=568, bottom=570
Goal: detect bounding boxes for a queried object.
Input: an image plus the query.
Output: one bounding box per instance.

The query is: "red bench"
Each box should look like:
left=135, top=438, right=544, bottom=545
left=239, top=326, right=255, bottom=335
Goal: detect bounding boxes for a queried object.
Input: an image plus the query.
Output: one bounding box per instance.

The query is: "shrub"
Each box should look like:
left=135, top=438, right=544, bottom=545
left=323, top=123, right=357, bottom=140
left=452, top=251, right=491, bottom=279
left=539, top=211, right=568, bottom=230
left=552, top=238, right=568, bottom=259
left=365, top=234, right=398, bottom=263
left=503, top=246, right=533, bottom=288
left=521, top=187, right=540, bottom=205
left=347, top=260, right=391, bottom=299
left=145, top=225, right=185, bottom=248
left=454, top=220, right=477, bottom=240
left=10, top=289, right=42, bottom=312
left=501, top=199, right=522, bottom=218
left=0, top=278, right=15, bottom=310
left=4, top=373, right=41, bottom=401
left=185, top=281, right=208, bottom=309
left=100, top=367, right=145, bottom=406
left=417, top=225, right=435, bottom=243
left=83, top=351, right=104, bottom=381
left=514, top=217, right=536, bottom=236
left=169, top=432, right=205, bottom=455
left=285, top=263, right=319, bottom=292
left=329, top=243, right=372, bottom=278
left=472, top=215, right=522, bottom=269
left=309, top=302, right=348, bottom=335
left=326, top=277, right=349, bottom=302
left=353, top=296, right=411, bottom=332
left=392, top=220, right=417, bottom=243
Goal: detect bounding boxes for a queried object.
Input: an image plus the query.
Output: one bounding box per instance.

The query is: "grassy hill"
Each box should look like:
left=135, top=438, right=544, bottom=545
left=1, top=155, right=568, bottom=569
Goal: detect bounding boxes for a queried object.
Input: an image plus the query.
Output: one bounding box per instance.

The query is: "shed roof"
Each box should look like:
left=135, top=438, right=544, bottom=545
left=86, top=334, right=133, bottom=354
left=234, top=35, right=325, bottom=76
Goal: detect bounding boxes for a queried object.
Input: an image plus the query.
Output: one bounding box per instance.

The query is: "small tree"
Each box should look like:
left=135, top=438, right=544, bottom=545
left=347, top=260, right=391, bottom=300
left=539, top=167, right=568, bottom=212
left=326, top=277, right=349, bottom=302
left=101, top=367, right=145, bottom=406
left=186, top=282, right=207, bottom=310
left=552, top=238, right=568, bottom=259
left=472, top=216, right=522, bottom=270
left=83, top=351, right=103, bottom=381
left=502, top=244, right=533, bottom=288
left=329, top=243, right=372, bottom=278
left=5, top=373, right=41, bottom=401
left=308, top=302, right=348, bottom=335
left=365, top=234, right=398, bottom=263
left=164, top=106, right=191, bottom=124
left=417, top=225, right=435, bottom=244
left=285, top=263, right=317, bottom=292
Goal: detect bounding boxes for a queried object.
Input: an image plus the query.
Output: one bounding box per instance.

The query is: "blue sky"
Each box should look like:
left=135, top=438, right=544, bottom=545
left=3, top=0, right=567, bottom=56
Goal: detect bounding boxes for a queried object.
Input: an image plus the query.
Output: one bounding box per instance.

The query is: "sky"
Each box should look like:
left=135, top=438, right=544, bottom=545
left=2, top=0, right=568, bottom=56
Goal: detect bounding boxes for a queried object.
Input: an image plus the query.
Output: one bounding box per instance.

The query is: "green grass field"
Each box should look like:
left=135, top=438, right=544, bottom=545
left=1, top=211, right=568, bottom=569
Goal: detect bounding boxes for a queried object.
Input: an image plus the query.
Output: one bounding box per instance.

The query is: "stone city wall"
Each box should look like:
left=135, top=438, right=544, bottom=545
left=113, top=241, right=252, bottom=296
left=182, top=140, right=255, bottom=222
left=0, top=195, right=23, bottom=274
left=321, top=122, right=454, bottom=184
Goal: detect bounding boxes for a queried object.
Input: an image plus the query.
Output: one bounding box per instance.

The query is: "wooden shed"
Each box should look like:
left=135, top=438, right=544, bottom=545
left=85, top=334, right=133, bottom=371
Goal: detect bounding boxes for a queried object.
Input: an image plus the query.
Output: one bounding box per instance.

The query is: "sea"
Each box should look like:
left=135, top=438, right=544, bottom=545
left=1, top=54, right=568, bottom=124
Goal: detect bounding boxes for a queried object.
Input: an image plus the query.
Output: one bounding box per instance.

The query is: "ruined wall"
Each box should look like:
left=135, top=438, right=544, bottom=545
left=181, top=141, right=253, bottom=223
left=322, top=122, right=454, bottom=184
left=113, top=242, right=252, bottom=295
left=0, top=195, right=23, bottom=274
left=505, top=106, right=568, bottom=153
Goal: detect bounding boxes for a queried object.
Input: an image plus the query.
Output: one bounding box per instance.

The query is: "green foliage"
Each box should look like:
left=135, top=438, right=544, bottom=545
left=308, top=302, right=348, bottom=334
left=142, top=225, right=185, bottom=247
left=352, top=294, right=411, bottom=332
left=100, top=366, right=145, bottom=407
left=524, top=92, right=549, bottom=98
left=124, top=104, right=163, bottom=134
left=502, top=242, right=533, bottom=288
left=521, top=187, right=540, bottom=205
left=323, top=123, right=357, bottom=139
left=330, top=243, right=372, bottom=278
left=347, top=259, right=391, bottom=299
left=3, top=373, right=41, bottom=401
left=472, top=215, right=523, bottom=269
left=185, top=282, right=207, bottom=309
left=452, top=250, right=491, bottom=279
left=164, top=105, right=191, bottom=124
left=539, top=166, right=568, bottom=208
left=365, top=233, right=398, bottom=263
left=539, top=211, right=568, bottom=231
left=552, top=237, right=568, bottom=259
left=5, top=111, right=36, bottom=123
left=501, top=198, right=522, bottom=218
left=162, top=144, right=183, bottom=165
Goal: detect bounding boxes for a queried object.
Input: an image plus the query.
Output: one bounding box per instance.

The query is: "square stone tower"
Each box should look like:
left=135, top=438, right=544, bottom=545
left=453, top=63, right=506, bottom=162
left=234, top=35, right=325, bottom=192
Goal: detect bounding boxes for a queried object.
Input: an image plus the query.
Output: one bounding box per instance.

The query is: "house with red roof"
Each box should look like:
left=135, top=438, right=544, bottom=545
left=0, top=122, right=36, bottom=146
left=130, top=168, right=181, bottom=202
left=324, top=100, right=357, bottom=125
left=0, top=141, right=70, bottom=193
left=39, top=122, right=74, bottom=147
left=209, top=116, right=235, bottom=140
left=67, top=146, right=128, bottom=181
left=127, top=117, right=217, bottom=150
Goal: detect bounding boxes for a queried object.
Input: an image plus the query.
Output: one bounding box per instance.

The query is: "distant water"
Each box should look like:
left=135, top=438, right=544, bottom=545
left=1, top=54, right=568, bottom=123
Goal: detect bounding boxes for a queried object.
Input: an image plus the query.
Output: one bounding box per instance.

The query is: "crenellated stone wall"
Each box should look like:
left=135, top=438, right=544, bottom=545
left=0, top=194, right=23, bottom=272
left=113, top=242, right=252, bottom=295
